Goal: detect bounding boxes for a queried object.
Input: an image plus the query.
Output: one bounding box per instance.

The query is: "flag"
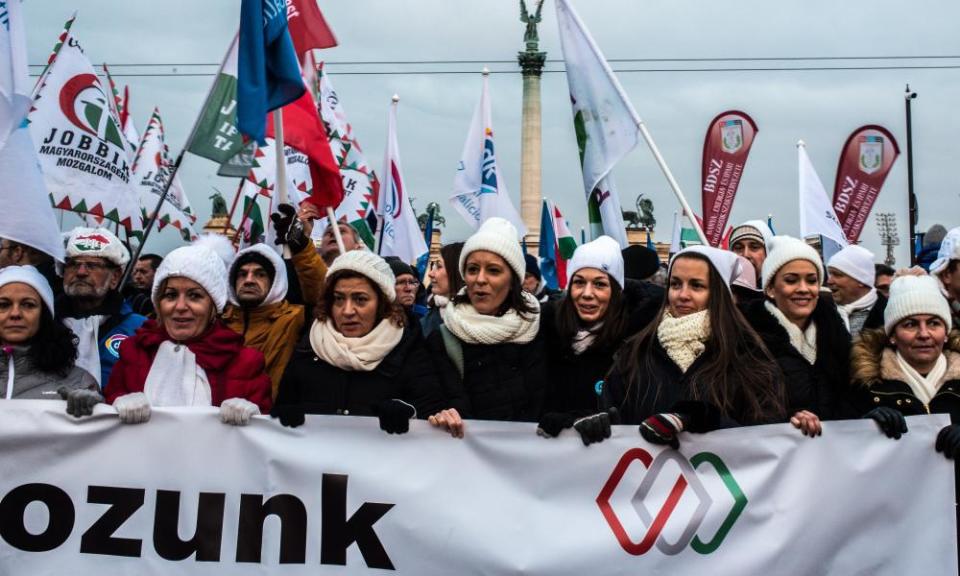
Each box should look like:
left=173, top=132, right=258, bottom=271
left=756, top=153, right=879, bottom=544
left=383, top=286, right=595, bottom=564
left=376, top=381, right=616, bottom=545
left=188, top=35, right=250, bottom=168
left=287, top=0, right=338, bottom=55
left=798, top=141, right=848, bottom=248
left=239, top=184, right=266, bottom=249
left=555, top=0, right=634, bottom=248
left=101, top=63, right=137, bottom=154
left=700, top=111, right=759, bottom=246
left=767, top=214, right=776, bottom=235
left=265, top=89, right=343, bottom=210
left=450, top=72, right=526, bottom=235
left=669, top=211, right=682, bottom=254
left=119, top=85, right=139, bottom=151
left=0, top=0, right=31, bottom=151
left=317, top=62, right=378, bottom=249
left=538, top=199, right=578, bottom=290
left=646, top=230, right=655, bottom=251
left=376, top=98, right=427, bottom=263
left=237, top=0, right=305, bottom=144
left=553, top=203, right=577, bottom=261
left=131, top=107, right=197, bottom=242
left=0, top=125, right=65, bottom=262
left=831, top=125, right=900, bottom=243
left=417, top=206, right=435, bottom=280
left=27, top=23, right=142, bottom=234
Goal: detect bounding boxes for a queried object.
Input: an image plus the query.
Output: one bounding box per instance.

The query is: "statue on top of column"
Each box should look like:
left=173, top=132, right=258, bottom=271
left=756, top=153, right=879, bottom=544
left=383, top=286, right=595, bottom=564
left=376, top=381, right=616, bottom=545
left=520, top=0, right=545, bottom=50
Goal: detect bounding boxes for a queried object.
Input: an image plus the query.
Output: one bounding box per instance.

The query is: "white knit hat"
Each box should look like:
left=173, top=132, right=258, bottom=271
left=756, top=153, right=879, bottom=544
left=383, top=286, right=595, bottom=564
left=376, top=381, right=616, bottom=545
left=327, top=250, right=396, bottom=302
left=884, top=275, right=953, bottom=334
left=459, top=217, right=525, bottom=281
left=929, top=227, right=960, bottom=277
left=827, top=245, right=875, bottom=288
left=729, top=219, right=773, bottom=249
left=228, top=244, right=288, bottom=307
left=64, top=227, right=130, bottom=268
left=567, top=236, right=625, bottom=288
left=151, top=245, right=229, bottom=313
left=761, top=235, right=824, bottom=289
left=0, top=265, right=55, bottom=317
left=670, top=245, right=742, bottom=290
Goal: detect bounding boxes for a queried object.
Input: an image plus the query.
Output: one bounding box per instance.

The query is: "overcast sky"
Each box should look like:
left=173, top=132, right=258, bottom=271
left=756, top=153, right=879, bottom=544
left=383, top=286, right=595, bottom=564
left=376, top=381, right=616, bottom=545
left=25, top=0, right=960, bottom=263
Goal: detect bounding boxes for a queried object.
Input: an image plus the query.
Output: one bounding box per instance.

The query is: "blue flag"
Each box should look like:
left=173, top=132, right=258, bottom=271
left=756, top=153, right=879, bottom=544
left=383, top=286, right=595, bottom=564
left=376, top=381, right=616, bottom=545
left=646, top=230, right=655, bottom=251
left=538, top=200, right=559, bottom=290
left=237, top=0, right=305, bottom=144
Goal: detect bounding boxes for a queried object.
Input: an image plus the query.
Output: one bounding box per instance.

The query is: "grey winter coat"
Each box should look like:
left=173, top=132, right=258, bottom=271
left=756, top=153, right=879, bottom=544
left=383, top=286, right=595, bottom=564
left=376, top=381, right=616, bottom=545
left=1, top=346, right=97, bottom=400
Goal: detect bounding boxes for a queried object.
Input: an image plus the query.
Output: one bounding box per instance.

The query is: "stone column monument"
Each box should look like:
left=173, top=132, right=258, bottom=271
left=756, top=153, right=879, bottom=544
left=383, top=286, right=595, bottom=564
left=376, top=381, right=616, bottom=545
left=518, top=0, right=546, bottom=243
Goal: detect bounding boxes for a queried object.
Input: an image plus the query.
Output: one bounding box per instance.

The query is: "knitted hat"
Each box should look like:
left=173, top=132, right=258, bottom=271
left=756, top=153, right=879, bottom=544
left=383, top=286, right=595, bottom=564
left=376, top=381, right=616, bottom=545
left=884, top=275, right=953, bottom=334
left=524, top=253, right=542, bottom=282
left=827, top=245, right=876, bottom=288
left=729, top=219, right=773, bottom=250
left=760, top=235, right=824, bottom=289
left=0, top=265, right=55, bottom=317
left=228, top=244, right=287, bottom=307
left=670, top=246, right=742, bottom=290
left=621, top=245, right=661, bottom=281
left=385, top=256, right=418, bottom=281
left=929, top=227, right=960, bottom=277
left=64, top=227, right=129, bottom=268
left=152, top=245, right=229, bottom=313
left=327, top=250, right=396, bottom=302
left=459, top=217, right=525, bottom=280
left=568, top=235, right=625, bottom=289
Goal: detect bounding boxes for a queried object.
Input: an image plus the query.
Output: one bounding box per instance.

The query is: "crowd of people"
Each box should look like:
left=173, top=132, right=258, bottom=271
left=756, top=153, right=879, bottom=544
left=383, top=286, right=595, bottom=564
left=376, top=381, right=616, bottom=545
left=2, top=211, right=960, bottom=466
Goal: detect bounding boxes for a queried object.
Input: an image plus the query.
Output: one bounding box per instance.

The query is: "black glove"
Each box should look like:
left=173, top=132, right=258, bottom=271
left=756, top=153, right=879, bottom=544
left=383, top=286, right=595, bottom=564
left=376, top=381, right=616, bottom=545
left=536, top=412, right=576, bottom=438
left=270, top=404, right=305, bottom=428
left=374, top=399, right=416, bottom=434
left=58, top=386, right=103, bottom=418
left=935, top=424, right=960, bottom=460
left=573, top=408, right=620, bottom=446
left=864, top=407, right=907, bottom=440
left=639, top=413, right=688, bottom=449
left=270, top=204, right=309, bottom=253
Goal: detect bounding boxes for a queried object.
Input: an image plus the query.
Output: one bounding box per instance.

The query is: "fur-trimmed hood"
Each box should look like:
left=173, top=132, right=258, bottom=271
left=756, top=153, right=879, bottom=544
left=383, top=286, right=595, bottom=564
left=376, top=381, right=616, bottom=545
left=851, top=328, right=960, bottom=388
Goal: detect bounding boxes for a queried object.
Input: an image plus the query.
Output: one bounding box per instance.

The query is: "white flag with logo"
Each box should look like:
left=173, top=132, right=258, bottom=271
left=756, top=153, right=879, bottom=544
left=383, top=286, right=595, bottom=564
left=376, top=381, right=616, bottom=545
left=27, top=25, right=142, bottom=234
left=376, top=99, right=427, bottom=263
left=0, top=0, right=31, bottom=152
left=555, top=0, right=633, bottom=248
left=450, top=73, right=527, bottom=235
left=798, top=141, right=848, bottom=248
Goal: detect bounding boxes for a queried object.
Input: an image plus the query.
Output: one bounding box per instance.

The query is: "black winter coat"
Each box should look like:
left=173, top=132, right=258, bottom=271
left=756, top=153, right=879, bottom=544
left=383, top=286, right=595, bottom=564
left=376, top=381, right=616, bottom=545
left=861, top=294, right=888, bottom=335
left=741, top=295, right=854, bottom=419
left=273, top=321, right=446, bottom=418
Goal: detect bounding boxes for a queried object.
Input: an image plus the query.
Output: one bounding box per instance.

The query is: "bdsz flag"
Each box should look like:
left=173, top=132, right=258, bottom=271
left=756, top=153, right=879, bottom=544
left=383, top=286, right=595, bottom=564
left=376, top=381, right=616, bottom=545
left=832, top=125, right=900, bottom=243
left=28, top=23, right=142, bottom=233
left=701, top=111, right=758, bottom=247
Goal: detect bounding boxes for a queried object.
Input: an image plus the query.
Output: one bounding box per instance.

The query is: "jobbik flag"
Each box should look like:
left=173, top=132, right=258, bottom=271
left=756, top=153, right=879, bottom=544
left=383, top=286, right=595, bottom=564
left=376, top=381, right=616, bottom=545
left=131, top=108, right=197, bottom=241
left=0, top=403, right=955, bottom=575
left=556, top=0, right=634, bottom=249
left=799, top=141, right=848, bottom=249
left=187, top=34, right=246, bottom=167
left=832, top=125, right=900, bottom=243
left=27, top=22, right=142, bottom=234
left=376, top=98, right=427, bottom=264
left=700, top=111, right=758, bottom=247
left=450, top=72, right=527, bottom=235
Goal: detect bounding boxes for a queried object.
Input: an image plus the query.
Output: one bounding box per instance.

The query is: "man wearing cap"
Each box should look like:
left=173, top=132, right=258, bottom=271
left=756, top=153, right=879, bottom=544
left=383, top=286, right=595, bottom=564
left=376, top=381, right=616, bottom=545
left=57, top=227, right=147, bottom=388
left=930, top=226, right=960, bottom=328
left=827, top=245, right=885, bottom=339
left=729, top=220, right=773, bottom=286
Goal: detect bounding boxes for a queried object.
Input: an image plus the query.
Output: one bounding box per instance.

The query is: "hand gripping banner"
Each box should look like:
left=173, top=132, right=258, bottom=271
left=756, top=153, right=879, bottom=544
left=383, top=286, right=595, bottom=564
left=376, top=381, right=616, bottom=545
left=0, top=402, right=955, bottom=575
left=832, top=125, right=900, bottom=243
left=700, top=111, right=758, bottom=247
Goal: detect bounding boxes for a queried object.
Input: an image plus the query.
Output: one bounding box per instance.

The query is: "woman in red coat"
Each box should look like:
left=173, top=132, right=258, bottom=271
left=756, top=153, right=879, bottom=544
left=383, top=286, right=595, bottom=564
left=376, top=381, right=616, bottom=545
left=105, top=244, right=271, bottom=424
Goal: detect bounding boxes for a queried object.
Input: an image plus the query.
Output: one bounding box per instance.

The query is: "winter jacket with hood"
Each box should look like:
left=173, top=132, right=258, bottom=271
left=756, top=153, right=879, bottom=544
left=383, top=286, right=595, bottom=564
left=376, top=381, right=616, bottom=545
left=221, top=243, right=327, bottom=399
left=105, top=320, right=272, bottom=413
left=1, top=346, right=97, bottom=400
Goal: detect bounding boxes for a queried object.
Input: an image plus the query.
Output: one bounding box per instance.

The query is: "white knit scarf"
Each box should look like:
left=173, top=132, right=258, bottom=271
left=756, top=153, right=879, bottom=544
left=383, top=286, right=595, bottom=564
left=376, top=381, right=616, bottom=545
left=309, top=318, right=404, bottom=372
left=440, top=292, right=540, bottom=345
left=764, top=301, right=818, bottom=365
left=657, top=310, right=710, bottom=373
left=143, top=341, right=212, bottom=407
left=836, top=288, right=878, bottom=330
left=895, top=351, right=947, bottom=406
left=63, top=315, right=105, bottom=386
left=571, top=322, right=603, bottom=356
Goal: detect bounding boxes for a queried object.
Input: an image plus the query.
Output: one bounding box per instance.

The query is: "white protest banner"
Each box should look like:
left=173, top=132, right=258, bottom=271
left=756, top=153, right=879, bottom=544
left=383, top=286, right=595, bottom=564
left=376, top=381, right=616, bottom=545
left=0, top=402, right=955, bottom=575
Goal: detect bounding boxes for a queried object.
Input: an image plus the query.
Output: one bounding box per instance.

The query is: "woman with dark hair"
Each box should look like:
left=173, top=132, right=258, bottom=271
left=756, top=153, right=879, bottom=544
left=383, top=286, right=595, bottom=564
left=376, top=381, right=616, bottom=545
left=427, top=218, right=544, bottom=436
left=420, top=242, right=465, bottom=337
left=0, top=266, right=98, bottom=409
left=272, top=251, right=449, bottom=434
left=582, top=246, right=786, bottom=447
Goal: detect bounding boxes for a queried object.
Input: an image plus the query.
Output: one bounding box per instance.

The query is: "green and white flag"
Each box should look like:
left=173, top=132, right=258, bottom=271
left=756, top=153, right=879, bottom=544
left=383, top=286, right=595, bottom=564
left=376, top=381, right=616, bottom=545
left=556, top=0, right=636, bottom=248
left=187, top=34, right=247, bottom=168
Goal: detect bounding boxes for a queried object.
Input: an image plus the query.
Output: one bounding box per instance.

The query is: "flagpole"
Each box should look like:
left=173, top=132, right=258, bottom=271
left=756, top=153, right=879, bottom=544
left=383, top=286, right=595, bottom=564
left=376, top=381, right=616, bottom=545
left=905, top=84, right=918, bottom=266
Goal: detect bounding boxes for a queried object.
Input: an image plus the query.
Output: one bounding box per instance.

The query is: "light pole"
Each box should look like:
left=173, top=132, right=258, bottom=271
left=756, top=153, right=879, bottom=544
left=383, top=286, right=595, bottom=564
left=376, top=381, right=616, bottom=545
left=875, top=212, right=899, bottom=267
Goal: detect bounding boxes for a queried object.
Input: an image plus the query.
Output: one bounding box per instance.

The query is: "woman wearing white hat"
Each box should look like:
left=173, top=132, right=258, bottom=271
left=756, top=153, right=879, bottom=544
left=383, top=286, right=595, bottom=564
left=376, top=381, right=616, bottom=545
left=104, top=245, right=272, bottom=425
left=0, top=266, right=98, bottom=410
left=591, top=246, right=786, bottom=447
left=427, top=217, right=544, bottom=436
left=271, top=251, right=448, bottom=435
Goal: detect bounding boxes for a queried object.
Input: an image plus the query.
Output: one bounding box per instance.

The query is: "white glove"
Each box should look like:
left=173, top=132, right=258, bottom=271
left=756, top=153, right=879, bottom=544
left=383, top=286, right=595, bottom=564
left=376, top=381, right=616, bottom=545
left=113, top=392, right=151, bottom=424
left=219, top=398, right=260, bottom=426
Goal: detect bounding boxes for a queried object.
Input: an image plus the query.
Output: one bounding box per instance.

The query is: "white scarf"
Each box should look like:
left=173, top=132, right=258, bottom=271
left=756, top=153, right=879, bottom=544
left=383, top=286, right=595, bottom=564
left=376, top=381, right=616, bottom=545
left=309, top=318, right=404, bottom=372
left=143, top=341, right=212, bottom=407
left=657, top=310, right=710, bottom=373
left=895, top=351, right=947, bottom=406
left=764, top=301, right=818, bottom=365
left=440, top=292, right=540, bottom=345
left=571, top=322, right=603, bottom=356
left=837, top=288, right=878, bottom=330
left=63, top=315, right=106, bottom=386
left=430, top=294, right=450, bottom=309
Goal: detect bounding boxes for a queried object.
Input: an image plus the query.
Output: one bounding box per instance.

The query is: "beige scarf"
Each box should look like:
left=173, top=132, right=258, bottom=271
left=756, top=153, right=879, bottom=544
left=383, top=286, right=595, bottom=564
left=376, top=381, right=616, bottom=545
left=309, top=318, right=404, bottom=372
left=895, top=351, right=947, bottom=406
left=440, top=291, right=540, bottom=345
left=765, top=301, right=817, bottom=365
left=657, top=310, right=710, bottom=373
